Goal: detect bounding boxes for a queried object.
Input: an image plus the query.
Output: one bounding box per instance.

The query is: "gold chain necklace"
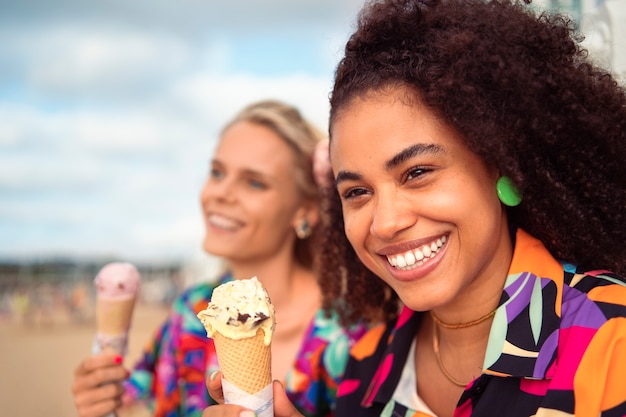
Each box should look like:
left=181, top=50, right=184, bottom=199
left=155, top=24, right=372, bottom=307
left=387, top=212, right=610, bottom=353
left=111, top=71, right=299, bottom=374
left=430, top=308, right=496, bottom=329
left=432, top=323, right=471, bottom=387
left=430, top=308, right=497, bottom=387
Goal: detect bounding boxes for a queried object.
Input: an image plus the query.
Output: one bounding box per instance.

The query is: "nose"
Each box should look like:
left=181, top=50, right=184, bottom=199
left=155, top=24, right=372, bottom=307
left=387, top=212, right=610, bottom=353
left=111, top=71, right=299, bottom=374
left=200, top=176, right=235, bottom=206
left=369, top=191, right=415, bottom=240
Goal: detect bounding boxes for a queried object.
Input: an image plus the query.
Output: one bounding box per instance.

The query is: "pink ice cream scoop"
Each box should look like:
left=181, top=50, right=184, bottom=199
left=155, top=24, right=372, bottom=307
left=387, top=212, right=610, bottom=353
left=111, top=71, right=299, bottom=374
left=94, top=262, right=141, bottom=301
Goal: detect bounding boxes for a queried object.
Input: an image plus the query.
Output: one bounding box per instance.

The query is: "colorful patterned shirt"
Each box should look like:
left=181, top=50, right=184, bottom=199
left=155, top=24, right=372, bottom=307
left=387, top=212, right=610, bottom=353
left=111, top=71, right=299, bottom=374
left=124, top=274, right=367, bottom=417
left=337, top=229, right=626, bottom=416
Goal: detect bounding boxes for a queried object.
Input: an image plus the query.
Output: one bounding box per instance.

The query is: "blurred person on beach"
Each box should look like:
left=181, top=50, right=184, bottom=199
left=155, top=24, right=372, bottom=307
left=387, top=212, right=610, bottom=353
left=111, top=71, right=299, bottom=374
left=12, top=287, right=31, bottom=324
left=71, top=100, right=367, bottom=417
left=202, top=0, right=626, bottom=416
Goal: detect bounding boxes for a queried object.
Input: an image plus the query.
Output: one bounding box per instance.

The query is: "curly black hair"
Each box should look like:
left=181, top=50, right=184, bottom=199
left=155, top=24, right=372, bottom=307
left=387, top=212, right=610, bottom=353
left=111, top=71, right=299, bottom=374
left=318, top=0, right=626, bottom=326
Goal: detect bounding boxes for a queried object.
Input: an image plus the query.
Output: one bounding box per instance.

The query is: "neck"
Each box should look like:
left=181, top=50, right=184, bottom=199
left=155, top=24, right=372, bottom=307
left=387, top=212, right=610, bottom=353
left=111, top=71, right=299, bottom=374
left=228, top=254, right=315, bottom=309
left=430, top=216, right=511, bottom=339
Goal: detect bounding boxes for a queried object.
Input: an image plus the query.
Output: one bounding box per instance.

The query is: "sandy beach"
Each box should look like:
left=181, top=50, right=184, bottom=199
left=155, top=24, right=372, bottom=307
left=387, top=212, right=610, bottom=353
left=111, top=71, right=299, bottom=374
left=0, top=302, right=170, bottom=417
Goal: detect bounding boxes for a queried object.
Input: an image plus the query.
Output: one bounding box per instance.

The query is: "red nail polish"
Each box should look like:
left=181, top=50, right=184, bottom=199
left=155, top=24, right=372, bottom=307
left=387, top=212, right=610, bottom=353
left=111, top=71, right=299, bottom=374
left=114, top=356, right=123, bottom=364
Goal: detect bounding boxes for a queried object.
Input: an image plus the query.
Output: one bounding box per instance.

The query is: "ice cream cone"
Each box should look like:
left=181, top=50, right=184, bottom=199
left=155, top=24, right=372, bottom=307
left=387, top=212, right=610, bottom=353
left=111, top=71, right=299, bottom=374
left=197, top=277, right=276, bottom=416
left=96, top=297, right=136, bottom=335
left=93, top=262, right=141, bottom=355
left=213, top=329, right=272, bottom=395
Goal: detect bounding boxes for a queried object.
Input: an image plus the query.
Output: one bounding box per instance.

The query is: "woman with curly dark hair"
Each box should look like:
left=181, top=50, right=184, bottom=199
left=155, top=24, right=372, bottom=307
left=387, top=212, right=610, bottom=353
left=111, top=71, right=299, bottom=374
left=202, top=1, right=626, bottom=417
left=317, top=0, right=626, bottom=416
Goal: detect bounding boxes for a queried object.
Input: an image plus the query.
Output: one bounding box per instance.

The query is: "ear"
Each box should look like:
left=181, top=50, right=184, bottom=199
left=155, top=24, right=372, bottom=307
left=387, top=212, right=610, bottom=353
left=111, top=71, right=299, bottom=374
left=292, top=199, right=320, bottom=231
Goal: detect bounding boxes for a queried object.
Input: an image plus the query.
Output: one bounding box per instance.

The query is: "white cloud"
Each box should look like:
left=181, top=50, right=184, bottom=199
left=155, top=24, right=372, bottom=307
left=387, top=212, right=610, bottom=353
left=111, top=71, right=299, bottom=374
left=0, top=0, right=369, bottom=262
left=75, top=113, right=165, bottom=152
left=24, top=26, right=191, bottom=98
left=172, top=72, right=332, bottom=134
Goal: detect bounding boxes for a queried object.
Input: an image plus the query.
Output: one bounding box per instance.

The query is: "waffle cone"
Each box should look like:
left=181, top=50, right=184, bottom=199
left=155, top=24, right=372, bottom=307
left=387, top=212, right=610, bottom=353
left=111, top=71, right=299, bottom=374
left=96, top=297, right=136, bottom=335
left=213, top=329, right=272, bottom=395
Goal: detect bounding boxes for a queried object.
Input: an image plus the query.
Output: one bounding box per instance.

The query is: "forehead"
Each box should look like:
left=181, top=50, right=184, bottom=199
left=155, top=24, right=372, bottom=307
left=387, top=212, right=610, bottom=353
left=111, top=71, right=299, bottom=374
left=331, top=90, right=439, bottom=148
left=215, top=121, right=296, bottom=172
left=329, top=87, right=474, bottom=173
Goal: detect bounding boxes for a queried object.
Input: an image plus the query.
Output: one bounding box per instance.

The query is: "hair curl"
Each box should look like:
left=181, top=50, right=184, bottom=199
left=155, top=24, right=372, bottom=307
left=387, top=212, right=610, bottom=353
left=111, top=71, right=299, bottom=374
left=319, top=0, right=626, bottom=325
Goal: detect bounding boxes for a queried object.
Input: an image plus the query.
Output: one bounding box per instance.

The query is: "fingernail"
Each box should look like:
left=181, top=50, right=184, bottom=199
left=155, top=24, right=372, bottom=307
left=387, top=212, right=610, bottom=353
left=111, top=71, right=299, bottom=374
left=209, top=370, right=219, bottom=381
left=113, top=356, right=123, bottom=364
left=239, top=411, right=256, bottom=417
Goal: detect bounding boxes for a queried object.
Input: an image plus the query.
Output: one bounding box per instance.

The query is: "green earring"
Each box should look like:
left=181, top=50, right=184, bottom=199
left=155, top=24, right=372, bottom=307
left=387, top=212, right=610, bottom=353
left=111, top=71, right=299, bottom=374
left=496, top=176, right=522, bottom=207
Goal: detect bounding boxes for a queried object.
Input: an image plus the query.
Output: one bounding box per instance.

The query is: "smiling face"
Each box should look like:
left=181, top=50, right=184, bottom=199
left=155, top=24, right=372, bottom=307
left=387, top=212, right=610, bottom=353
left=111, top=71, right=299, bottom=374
left=200, top=121, right=308, bottom=265
left=330, top=87, right=513, bottom=312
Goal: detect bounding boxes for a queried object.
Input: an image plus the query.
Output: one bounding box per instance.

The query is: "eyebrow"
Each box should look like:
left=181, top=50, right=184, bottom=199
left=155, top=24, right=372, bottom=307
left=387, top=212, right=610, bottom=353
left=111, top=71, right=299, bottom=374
left=385, top=143, right=444, bottom=170
left=335, top=143, right=444, bottom=186
left=211, top=159, right=270, bottom=180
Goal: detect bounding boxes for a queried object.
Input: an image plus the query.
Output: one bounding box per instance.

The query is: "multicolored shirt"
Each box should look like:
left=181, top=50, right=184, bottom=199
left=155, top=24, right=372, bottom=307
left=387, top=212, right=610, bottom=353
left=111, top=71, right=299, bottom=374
left=337, top=229, right=626, bottom=416
left=124, top=274, right=367, bottom=417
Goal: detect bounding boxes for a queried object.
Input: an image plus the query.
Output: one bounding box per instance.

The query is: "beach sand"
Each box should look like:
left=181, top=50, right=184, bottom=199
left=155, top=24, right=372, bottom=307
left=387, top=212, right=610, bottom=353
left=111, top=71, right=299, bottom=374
left=0, top=302, right=170, bottom=417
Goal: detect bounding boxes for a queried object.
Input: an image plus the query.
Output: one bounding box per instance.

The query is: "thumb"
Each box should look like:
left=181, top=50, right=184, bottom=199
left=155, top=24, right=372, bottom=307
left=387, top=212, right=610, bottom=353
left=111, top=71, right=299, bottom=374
left=272, top=380, right=304, bottom=417
left=206, top=370, right=225, bottom=404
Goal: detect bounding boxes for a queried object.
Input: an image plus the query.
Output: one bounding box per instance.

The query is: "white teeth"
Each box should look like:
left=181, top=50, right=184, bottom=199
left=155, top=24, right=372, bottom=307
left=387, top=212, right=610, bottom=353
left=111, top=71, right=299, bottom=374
left=385, top=235, right=447, bottom=271
left=405, top=251, right=416, bottom=265
left=208, top=214, right=240, bottom=230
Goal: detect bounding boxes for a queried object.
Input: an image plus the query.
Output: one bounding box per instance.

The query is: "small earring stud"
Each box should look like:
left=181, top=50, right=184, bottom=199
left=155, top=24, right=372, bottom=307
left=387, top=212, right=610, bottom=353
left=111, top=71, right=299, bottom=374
left=295, top=219, right=311, bottom=239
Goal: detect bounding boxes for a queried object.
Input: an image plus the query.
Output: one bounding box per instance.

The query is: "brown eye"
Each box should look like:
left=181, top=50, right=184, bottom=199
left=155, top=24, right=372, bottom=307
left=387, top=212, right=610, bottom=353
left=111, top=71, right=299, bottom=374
left=405, top=166, right=430, bottom=181
left=342, top=187, right=369, bottom=200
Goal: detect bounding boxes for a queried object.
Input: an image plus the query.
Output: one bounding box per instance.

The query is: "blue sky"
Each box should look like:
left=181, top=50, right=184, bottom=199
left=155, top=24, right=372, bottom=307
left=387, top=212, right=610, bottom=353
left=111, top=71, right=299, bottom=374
left=0, top=0, right=367, bottom=264
left=0, top=0, right=623, bottom=265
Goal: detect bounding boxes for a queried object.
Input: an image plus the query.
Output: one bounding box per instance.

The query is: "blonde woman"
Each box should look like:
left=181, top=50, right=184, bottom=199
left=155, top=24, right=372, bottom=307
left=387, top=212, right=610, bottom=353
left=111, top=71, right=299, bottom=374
left=72, top=100, right=367, bottom=417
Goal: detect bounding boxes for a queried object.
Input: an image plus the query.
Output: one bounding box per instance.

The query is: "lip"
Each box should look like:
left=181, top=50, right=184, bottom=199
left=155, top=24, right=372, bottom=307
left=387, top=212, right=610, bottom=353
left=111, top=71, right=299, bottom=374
left=377, top=233, right=449, bottom=282
left=205, top=212, right=245, bottom=231
left=376, top=233, right=448, bottom=256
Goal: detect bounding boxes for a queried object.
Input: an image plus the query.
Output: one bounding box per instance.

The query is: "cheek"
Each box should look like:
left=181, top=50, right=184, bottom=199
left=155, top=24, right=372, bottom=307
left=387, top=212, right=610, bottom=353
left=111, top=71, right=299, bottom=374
left=199, top=183, right=211, bottom=207
left=342, top=209, right=370, bottom=255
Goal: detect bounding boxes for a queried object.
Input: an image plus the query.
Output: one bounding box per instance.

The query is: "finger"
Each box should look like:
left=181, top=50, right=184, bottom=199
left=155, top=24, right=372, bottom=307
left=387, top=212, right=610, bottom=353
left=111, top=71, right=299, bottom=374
left=72, top=362, right=127, bottom=394
left=74, top=382, right=123, bottom=417
left=74, top=353, right=123, bottom=377
left=273, top=380, right=304, bottom=417
left=206, top=370, right=225, bottom=404
left=201, top=403, right=252, bottom=417
left=75, top=397, right=122, bottom=417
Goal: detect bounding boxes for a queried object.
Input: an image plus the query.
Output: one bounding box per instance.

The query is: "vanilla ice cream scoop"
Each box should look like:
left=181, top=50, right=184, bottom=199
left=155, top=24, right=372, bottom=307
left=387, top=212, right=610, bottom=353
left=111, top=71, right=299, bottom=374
left=197, top=276, right=275, bottom=345
left=94, top=262, right=141, bottom=301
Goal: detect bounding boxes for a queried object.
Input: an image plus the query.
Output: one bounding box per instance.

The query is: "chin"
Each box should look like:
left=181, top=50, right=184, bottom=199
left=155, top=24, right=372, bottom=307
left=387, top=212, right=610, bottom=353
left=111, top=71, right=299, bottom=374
left=203, top=242, right=227, bottom=257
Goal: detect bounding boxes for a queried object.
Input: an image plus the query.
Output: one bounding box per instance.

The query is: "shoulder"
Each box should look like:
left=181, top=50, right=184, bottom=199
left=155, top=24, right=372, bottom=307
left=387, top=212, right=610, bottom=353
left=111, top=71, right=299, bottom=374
left=297, top=309, right=368, bottom=377
left=307, top=308, right=368, bottom=344
left=165, top=277, right=230, bottom=334
left=173, top=275, right=232, bottom=313
left=559, top=263, right=626, bottom=348
left=562, top=264, right=626, bottom=312
left=557, top=266, right=626, bottom=411
left=172, top=282, right=213, bottom=310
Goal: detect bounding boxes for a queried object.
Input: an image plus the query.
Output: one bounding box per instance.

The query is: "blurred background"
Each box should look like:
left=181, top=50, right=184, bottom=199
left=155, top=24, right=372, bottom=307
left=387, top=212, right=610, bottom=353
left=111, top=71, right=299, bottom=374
left=0, top=0, right=623, bottom=416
